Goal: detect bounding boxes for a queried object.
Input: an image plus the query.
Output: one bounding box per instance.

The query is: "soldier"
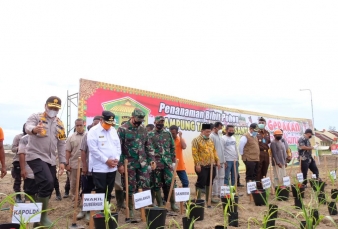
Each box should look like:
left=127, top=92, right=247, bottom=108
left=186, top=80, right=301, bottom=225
left=25, top=96, right=66, bottom=227
left=117, top=109, right=156, bottom=218
left=0, top=126, right=6, bottom=179
left=146, top=124, right=154, bottom=132
left=11, top=124, right=26, bottom=203
left=148, top=116, right=179, bottom=211
left=256, top=117, right=271, bottom=188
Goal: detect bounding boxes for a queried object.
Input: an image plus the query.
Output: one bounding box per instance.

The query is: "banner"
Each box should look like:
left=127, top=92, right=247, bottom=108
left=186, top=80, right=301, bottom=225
left=78, top=78, right=312, bottom=174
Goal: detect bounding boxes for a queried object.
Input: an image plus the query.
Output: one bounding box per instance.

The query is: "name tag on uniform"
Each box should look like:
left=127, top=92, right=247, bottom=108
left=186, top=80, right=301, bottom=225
left=99, top=136, right=104, bottom=138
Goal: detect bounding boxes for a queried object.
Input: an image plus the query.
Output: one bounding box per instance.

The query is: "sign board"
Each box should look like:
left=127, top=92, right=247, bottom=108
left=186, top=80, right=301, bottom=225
left=297, top=173, right=304, bottom=183
left=283, top=176, right=291, bottom=187
left=174, top=188, right=190, bottom=202
left=247, top=182, right=257, bottom=194
left=134, top=190, right=152, bottom=209
left=82, top=193, right=105, bottom=211
left=220, top=186, right=230, bottom=197
left=261, top=177, right=271, bottom=189
left=331, top=144, right=338, bottom=155
left=12, top=203, right=42, bottom=223
left=330, top=171, right=337, bottom=180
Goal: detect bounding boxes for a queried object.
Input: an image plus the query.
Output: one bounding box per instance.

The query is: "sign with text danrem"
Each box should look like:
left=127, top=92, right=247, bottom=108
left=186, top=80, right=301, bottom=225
left=12, top=203, right=42, bottom=223
left=82, top=193, right=105, bottom=211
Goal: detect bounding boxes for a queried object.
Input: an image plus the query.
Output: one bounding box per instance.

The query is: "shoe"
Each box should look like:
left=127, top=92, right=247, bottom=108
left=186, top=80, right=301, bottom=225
left=85, top=211, right=90, bottom=221
left=115, top=190, right=125, bottom=210
left=15, top=194, right=22, bottom=203
left=63, top=191, right=69, bottom=198
left=34, top=196, right=53, bottom=227
left=76, top=211, right=86, bottom=220
left=206, top=186, right=219, bottom=204
left=170, top=193, right=179, bottom=212
left=155, top=190, right=164, bottom=207
left=55, top=194, right=62, bottom=201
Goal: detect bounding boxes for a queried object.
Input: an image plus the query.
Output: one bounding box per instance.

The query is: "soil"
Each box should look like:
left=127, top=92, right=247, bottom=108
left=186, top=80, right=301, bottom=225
left=1, top=152, right=338, bottom=228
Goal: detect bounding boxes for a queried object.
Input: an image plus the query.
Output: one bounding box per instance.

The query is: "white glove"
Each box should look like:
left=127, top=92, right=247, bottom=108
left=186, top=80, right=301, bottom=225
left=172, top=163, right=176, bottom=168
left=313, top=144, right=319, bottom=149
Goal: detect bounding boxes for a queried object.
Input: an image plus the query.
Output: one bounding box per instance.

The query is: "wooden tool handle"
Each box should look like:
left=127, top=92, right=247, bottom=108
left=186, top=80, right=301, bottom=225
left=72, top=157, right=82, bottom=224
left=124, top=159, right=129, bottom=218
left=166, top=159, right=179, bottom=210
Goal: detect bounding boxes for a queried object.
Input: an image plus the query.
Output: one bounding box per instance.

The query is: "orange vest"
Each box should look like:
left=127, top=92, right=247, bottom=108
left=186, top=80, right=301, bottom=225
left=174, top=137, right=186, bottom=171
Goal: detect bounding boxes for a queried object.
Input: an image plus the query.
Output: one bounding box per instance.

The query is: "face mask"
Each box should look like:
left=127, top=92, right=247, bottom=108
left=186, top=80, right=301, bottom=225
left=258, top=124, right=265, bottom=129
left=133, top=120, right=142, bottom=126
left=203, top=135, right=209, bottom=139
left=156, top=124, right=164, bottom=130
left=218, top=129, right=223, bottom=135
left=252, top=132, right=258, bottom=137
left=309, top=135, right=312, bottom=139
left=275, top=136, right=282, bottom=140
left=227, top=132, right=234, bottom=136
left=46, top=109, right=58, bottom=118
left=102, top=122, right=112, bottom=130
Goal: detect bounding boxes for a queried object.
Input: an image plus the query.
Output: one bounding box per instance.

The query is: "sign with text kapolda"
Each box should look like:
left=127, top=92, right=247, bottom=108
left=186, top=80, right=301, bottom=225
left=82, top=193, right=105, bottom=211
left=79, top=78, right=313, bottom=174
left=12, top=203, right=42, bottom=223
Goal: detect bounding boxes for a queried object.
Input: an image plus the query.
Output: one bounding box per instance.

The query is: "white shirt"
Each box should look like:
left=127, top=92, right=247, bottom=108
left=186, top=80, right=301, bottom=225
left=222, top=135, right=239, bottom=161
left=87, top=124, right=121, bottom=173
left=239, top=132, right=254, bottom=156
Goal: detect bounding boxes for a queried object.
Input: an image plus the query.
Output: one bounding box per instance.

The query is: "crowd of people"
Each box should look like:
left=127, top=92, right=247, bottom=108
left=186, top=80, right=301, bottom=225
left=0, top=95, right=321, bottom=227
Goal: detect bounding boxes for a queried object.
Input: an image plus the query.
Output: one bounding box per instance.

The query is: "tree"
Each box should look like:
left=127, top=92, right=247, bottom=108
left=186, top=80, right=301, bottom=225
left=329, top=126, right=336, bottom=131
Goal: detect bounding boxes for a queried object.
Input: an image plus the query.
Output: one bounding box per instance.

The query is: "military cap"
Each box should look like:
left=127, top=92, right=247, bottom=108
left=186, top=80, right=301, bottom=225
left=132, top=108, right=145, bottom=121
left=250, top=123, right=260, bottom=131
left=258, top=117, right=266, bottom=122
left=201, top=123, right=211, bottom=130
left=46, top=96, right=61, bottom=109
left=155, top=116, right=165, bottom=122
left=102, top=110, right=115, bottom=125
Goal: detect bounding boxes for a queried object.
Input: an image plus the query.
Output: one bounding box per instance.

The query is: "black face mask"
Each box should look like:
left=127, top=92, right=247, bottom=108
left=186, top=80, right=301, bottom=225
left=227, top=132, right=234, bottom=136
left=133, top=120, right=142, bottom=126
left=156, top=124, right=164, bottom=129
left=275, top=136, right=282, bottom=140
left=309, top=135, right=312, bottom=139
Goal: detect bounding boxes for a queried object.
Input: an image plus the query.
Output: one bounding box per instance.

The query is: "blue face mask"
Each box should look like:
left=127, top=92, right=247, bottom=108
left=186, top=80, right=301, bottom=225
left=252, top=131, right=258, bottom=137
left=258, top=124, right=265, bottom=129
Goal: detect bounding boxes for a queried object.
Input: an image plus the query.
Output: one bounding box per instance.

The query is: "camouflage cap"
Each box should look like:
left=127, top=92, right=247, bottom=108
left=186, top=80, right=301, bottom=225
left=155, top=116, right=165, bottom=122
left=132, top=108, right=145, bottom=121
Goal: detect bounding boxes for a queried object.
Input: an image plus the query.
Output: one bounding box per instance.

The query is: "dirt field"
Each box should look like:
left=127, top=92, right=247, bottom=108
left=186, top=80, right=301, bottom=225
left=1, top=152, right=338, bottom=228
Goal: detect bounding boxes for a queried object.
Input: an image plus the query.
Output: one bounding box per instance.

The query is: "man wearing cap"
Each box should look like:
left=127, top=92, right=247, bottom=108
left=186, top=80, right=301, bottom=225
left=87, top=111, right=121, bottom=203
left=0, top=127, right=7, bottom=179
left=25, top=96, right=66, bottom=227
left=298, top=129, right=319, bottom=186
left=192, top=123, right=220, bottom=203
left=117, top=108, right=156, bottom=218
left=256, top=117, right=271, bottom=188
left=239, top=123, right=260, bottom=183
left=147, top=116, right=178, bottom=211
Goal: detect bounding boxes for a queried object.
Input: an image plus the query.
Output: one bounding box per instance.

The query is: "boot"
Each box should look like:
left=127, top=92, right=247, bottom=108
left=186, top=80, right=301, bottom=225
left=206, top=186, right=219, bottom=203
left=15, top=194, right=22, bottom=203
left=170, top=193, right=179, bottom=212
left=195, top=187, right=202, bottom=199
left=33, top=196, right=53, bottom=227
left=76, top=211, right=86, bottom=220
left=155, top=190, right=164, bottom=207
left=115, top=190, right=125, bottom=210
left=55, top=189, right=62, bottom=201
left=128, top=197, right=134, bottom=218
left=151, top=190, right=157, bottom=207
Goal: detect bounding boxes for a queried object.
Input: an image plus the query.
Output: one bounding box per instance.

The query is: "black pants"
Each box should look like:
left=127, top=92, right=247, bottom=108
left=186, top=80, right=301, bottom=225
left=92, top=171, right=116, bottom=203
left=81, top=175, right=95, bottom=196
left=195, top=166, right=216, bottom=189
left=301, top=157, right=319, bottom=185
left=243, top=160, right=259, bottom=182
left=54, top=169, right=60, bottom=194
left=24, top=178, right=38, bottom=197
left=27, top=159, right=56, bottom=198
left=64, top=172, right=70, bottom=193
left=12, top=161, right=22, bottom=192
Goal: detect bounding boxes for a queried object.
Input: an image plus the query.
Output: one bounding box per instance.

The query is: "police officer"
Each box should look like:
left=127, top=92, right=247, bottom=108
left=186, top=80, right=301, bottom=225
left=256, top=117, right=271, bottom=188
left=87, top=111, right=121, bottom=203
left=148, top=116, right=178, bottom=212
left=117, top=108, right=156, bottom=218
left=25, top=96, right=66, bottom=227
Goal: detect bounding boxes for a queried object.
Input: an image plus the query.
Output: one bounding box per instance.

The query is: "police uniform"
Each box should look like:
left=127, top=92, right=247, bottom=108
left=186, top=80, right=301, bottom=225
left=256, top=117, right=271, bottom=187
left=25, top=96, right=66, bottom=227
left=87, top=111, right=121, bottom=203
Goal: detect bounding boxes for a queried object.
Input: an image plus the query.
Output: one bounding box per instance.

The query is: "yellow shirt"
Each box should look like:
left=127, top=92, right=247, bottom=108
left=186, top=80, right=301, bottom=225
left=192, top=135, right=219, bottom=166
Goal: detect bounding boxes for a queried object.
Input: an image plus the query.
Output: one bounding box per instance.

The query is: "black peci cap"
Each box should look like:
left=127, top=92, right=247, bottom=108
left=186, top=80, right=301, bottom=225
left=305, top=129, right=314, bottom=135
left=201, top=123, right=211, bottom=130
left=250, top=123, right=259, bottom=131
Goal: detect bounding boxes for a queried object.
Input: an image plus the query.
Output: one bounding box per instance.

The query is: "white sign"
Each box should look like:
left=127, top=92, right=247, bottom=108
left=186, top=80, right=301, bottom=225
left=247, top=182, right=257, bottom=194
left=82, top=193, right=105, bottom=211
left=330, top=171, right=337, bottom=180
left=312, top=174, right=317, bottom=179
left=283, top=176, right=291, bottom=187
left=261, top=177, right=271, bottom=189
left=174, top=188, right=190, bottom=202
left=220, top=186, right=230, bottom=197
left=12, top=203, right=42, bottom=223
left=134, top=190, right=152, bottom=209
left=297, top=173, right=304, bottom=183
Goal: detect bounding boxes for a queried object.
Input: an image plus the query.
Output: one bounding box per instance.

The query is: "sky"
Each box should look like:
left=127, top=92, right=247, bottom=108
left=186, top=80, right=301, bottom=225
left=0, top=1, right=337, bottom=144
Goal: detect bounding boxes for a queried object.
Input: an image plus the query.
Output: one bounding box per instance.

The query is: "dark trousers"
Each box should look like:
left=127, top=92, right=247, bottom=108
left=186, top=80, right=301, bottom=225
left=12, top=161, right=22, bottom=192
left=24, top=178, right=38, bottom=197
left=27, top=159, right=56, bottom=198
left=301, top=157, right=319, bottom=185
left=256, top=151, right=270, bottom=183
left=81, top=175, right=95, bottom=196
left=54, top=169, right=61, bottom=194
left=243, top=160, right=259, bottom=182
left=195, top=166, right=216, bottom=189
left=92, top=171, right=116, bottom=203
left=177, top=170, right=189, bottom=188
left=64, top=172, right=70, bottom=193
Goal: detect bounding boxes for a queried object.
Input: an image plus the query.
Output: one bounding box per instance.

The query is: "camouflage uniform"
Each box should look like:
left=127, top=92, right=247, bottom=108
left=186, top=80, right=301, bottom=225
left=148, top=116, right=178, bottom=211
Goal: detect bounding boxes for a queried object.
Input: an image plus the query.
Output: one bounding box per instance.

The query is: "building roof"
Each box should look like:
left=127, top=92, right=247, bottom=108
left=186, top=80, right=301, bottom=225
left=315, top=133, right=333, bottom=142
left=329, top=131, right=338, bottom=137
